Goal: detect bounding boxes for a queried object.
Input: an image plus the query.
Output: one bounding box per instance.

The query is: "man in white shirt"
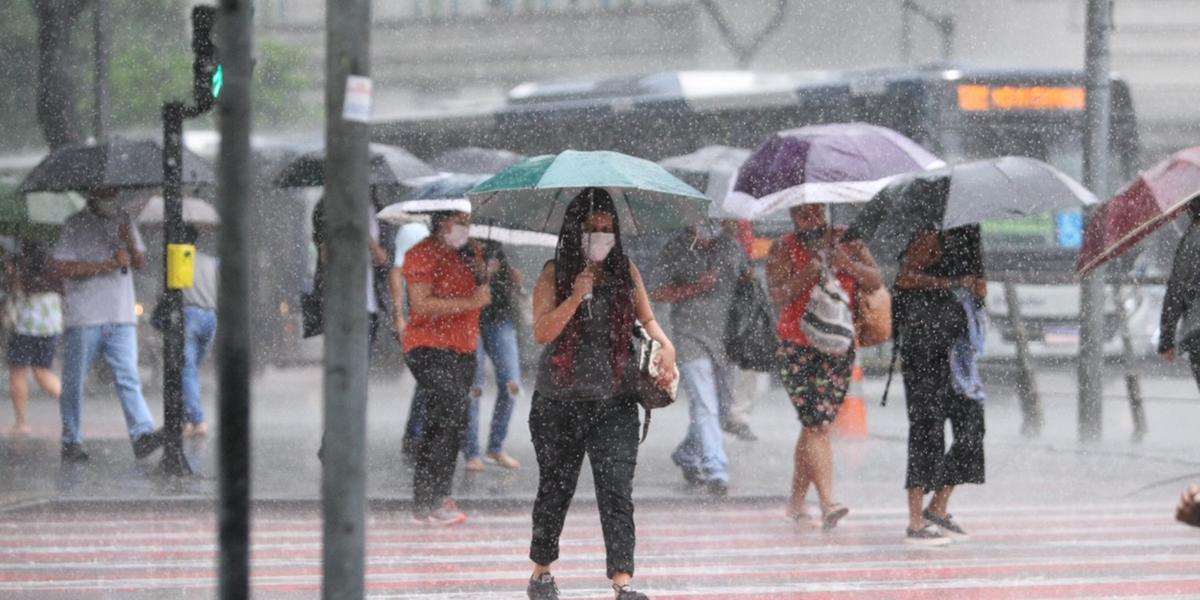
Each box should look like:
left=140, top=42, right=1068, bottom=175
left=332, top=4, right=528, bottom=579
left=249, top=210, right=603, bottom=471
left=52, top=188, right=161, bottom=463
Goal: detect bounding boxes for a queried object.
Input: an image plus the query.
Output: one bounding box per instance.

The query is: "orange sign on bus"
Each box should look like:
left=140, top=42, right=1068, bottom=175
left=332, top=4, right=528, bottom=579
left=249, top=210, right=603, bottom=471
left=957, top=84, right=1086, bottom=112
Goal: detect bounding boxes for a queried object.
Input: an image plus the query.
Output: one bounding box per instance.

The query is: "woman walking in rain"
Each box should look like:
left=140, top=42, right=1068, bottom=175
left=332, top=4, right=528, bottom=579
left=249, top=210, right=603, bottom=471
left=403, top=209, right=491, bottom=525
left=525, top=188, right=676, bottom=600
left=6, top=241, right=63, bottom=435
left=1158, top=198, right=1200, bottom=391
left=767, top=204, right=882, bottom=530
left=894, top=225, right=987, bottom=546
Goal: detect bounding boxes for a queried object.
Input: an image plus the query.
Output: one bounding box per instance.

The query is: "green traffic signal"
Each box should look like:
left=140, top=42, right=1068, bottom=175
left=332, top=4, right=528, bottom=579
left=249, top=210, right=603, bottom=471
left=212, top=65, right=223, bottom=99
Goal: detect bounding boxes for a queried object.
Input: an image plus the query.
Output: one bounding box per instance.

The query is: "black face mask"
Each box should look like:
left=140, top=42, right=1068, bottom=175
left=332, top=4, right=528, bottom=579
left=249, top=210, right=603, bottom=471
left=794, top=226, right=827, bottom=245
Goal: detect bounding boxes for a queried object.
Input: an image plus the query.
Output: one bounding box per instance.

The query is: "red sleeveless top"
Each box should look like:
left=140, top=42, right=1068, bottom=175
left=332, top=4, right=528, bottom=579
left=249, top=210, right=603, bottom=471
left=777, top=233, right=858, bottom=347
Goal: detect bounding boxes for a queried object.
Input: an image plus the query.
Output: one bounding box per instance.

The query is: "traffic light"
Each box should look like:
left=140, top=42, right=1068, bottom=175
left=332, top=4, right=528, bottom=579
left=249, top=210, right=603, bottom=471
left=191, top=5, right=219, bottom=112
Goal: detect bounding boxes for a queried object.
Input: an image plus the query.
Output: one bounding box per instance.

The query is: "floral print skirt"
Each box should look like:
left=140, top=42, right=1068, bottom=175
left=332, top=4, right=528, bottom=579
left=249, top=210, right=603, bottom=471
left=777, top=341, right=854, bottom=428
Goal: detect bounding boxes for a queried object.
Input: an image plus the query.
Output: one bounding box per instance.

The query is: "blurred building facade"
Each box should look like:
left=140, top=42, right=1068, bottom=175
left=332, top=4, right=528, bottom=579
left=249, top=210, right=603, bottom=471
left=217, top=0, right=1200, bottom=163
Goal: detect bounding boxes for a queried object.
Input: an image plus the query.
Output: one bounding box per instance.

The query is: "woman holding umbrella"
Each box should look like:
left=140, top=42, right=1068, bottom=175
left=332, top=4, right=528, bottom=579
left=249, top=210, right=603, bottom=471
left=893, top=225, right=988, bottom=546
left=767, top=204, right=882, bottom=530
left=526, top=188, right=676, bottom=600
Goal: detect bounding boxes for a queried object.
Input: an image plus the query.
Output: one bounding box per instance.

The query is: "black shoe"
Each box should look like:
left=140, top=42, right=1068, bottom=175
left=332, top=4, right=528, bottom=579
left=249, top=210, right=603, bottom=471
left=614, top=584, right=650, bottom=600
left=132, top=430, right=164, bottom=459
left=905, top=524, right=952, bottom=547
left=923, top=509, right=970, bottom=540
left=526, top=573, right=559, bottom=600
left=679, top=465, right=703, bottom=487
left=706, top=479, right=729, bottom=498
left=61, top=442, right=90, bottom=463
left=723, top=422, right=758, bottom=442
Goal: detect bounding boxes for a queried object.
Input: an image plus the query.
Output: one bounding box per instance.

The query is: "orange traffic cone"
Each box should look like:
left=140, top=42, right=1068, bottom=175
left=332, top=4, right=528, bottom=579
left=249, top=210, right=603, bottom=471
left=833, top=357, right=868, bottom=437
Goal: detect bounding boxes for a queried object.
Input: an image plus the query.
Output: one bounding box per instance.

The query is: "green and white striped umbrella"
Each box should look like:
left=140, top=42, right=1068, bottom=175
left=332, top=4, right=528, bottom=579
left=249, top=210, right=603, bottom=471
left=467, top=150, right=709, bottom=236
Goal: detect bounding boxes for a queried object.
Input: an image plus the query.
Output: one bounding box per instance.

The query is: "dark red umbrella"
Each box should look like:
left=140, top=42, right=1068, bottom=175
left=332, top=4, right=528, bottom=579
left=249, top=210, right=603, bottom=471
left=1077, top=147, right=1200, bottom=276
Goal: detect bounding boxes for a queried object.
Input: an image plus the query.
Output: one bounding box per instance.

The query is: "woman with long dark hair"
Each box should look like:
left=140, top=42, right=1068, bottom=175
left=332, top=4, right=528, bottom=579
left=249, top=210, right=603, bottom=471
left=525, top=188, right=676, bottom=600
left=6, top=241, right=63, bottom=435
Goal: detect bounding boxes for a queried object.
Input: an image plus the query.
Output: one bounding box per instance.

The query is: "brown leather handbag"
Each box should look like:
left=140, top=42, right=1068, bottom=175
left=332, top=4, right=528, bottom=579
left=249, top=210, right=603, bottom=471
left=855, top=286, right=894, bottom=347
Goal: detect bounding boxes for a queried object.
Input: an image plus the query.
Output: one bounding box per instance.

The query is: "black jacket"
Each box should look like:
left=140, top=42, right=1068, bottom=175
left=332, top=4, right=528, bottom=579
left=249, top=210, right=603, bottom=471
left=1158, top=219, right=1200, bottom=353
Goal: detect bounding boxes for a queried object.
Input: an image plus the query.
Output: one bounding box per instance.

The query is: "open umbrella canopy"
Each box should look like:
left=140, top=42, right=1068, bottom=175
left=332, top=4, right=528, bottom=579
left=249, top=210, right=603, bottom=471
left=723, top=123, right=943, bottom=220
left=275, top=143, right=437, bottom=188
left=659, top=146, right=751, bottom=219
left=467, top=150, right=708, bottom=236
left=19, top=138, right=215, bottom=193
left=430, top=147, right=525, bottom=175
left=0, top=182, right=85, bottom=241
left=846, top=156, right=1098, bottom=262
left=1076, top=147, right=1200, bottom=277
left=376, top=173, right=557, bottom=247
left=137, top=195, right=220, bottom=226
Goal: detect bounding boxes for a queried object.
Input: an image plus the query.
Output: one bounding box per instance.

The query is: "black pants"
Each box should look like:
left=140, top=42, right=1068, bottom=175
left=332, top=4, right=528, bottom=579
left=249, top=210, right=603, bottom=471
left=901, top=344, right=986, bottom=491
left=406, top=347, right=476, bottom=514
left=1189, top=351, right=1200, bottom=395
left=529, top=393, right=640, bottom=579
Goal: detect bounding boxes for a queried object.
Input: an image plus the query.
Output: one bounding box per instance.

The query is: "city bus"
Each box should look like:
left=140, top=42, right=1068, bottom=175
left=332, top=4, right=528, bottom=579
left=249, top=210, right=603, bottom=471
left=375, top=65, right=1150, bottom=358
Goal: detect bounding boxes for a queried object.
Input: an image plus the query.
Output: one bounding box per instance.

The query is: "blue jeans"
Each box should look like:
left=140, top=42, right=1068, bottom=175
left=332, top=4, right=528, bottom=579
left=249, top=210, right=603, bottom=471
left=672, top=356, right=733, bottom=483
left=463, top=319, right=522, bottom=458
left=183, top=306, right=217, bottom=424
left=60, top=324, right=156, bottom=445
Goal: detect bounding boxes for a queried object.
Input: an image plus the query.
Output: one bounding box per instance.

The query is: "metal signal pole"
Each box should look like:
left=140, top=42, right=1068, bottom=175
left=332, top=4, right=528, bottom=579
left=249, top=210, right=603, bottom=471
left=214, top=0, right=254, bottom=598
left=323, top=0, right=371, bottom=597
left=1078, top=0, right=1113, bottom=442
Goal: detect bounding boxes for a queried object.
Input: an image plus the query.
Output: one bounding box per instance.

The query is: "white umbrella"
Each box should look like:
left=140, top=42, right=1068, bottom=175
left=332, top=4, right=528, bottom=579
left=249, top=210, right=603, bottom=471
left=376, top=199, right=557, bottom=247
left=138, top=195, right=220, bottom=226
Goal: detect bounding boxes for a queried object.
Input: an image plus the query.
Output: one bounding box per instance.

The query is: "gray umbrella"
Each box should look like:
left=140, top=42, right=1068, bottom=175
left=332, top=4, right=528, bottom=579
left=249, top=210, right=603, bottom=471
left=19, top=138, right=215, bottom=193
left=430, top=147, right=525, bottom=175
left=846, top=156, right=1098, bottom=262
left=275, top=142, right=437, bottom=187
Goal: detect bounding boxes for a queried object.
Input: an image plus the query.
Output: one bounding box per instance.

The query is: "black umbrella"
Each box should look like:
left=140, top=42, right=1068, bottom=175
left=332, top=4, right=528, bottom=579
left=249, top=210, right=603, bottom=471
left=275, top=142, right=437, bottom=188
left=19, top=138, right=215, bottom=193
left=430, top=147, right=525, bottom=176
left=845, top=156, right=1098, bottom=263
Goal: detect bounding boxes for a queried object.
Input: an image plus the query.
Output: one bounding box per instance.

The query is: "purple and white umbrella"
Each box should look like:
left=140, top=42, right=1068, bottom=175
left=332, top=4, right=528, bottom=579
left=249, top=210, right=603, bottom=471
left=722, top=123, right=944, bottom=220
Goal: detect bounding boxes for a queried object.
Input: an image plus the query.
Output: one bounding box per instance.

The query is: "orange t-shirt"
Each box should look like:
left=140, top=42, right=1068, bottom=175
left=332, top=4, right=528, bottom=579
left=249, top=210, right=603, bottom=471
left=777, top=234, right=858, bottom=347
left=401, top=238, right=482, bottom=355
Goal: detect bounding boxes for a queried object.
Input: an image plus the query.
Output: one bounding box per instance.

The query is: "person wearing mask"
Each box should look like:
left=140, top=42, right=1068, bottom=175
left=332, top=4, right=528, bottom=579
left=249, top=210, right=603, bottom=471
left=463, top=239, right=524, bottom=471
left=180, top=225, right=217, bottom=439
left=390, top=220, right=431, bottom=458
left=52, top=187, right=162, bottom=463
left=403, top=209, right=490, bottom=525
left=767, top=204, right=881, bottom=531
left=893, top=225, right=988, bottom=546
left=1158, top=198, right=1200, bottom=391
left=525, top=188, right=676, bottom=600
left=6, top=241, right=63, bottom=436
left=649, top=219, right=750, bottom=496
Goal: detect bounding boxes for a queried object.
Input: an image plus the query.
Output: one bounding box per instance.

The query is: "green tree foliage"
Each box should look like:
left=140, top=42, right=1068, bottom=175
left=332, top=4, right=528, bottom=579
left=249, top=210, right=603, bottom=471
left=0, top=0, right=312, bottom=153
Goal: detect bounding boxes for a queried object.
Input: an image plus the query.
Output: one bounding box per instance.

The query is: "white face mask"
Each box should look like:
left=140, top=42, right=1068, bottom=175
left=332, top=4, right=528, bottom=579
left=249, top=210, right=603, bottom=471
left=584, top=232, right=616, bottom=263
left=443, top=223, right=470, bottom=249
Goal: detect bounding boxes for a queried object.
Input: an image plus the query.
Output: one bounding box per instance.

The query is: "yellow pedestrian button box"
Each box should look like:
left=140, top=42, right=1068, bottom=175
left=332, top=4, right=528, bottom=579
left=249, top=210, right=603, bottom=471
left=167, top=244, right=196, bottom=289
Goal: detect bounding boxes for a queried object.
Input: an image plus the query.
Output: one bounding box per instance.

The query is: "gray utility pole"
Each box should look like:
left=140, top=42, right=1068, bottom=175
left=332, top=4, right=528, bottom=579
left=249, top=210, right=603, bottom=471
left=215, top=1, right=254, bottom=598
left=1078, top=0, right=1113, bottom=442
left=92, top=0, right=109, bottom=140
left=323, top=0, right=371, bottom=597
